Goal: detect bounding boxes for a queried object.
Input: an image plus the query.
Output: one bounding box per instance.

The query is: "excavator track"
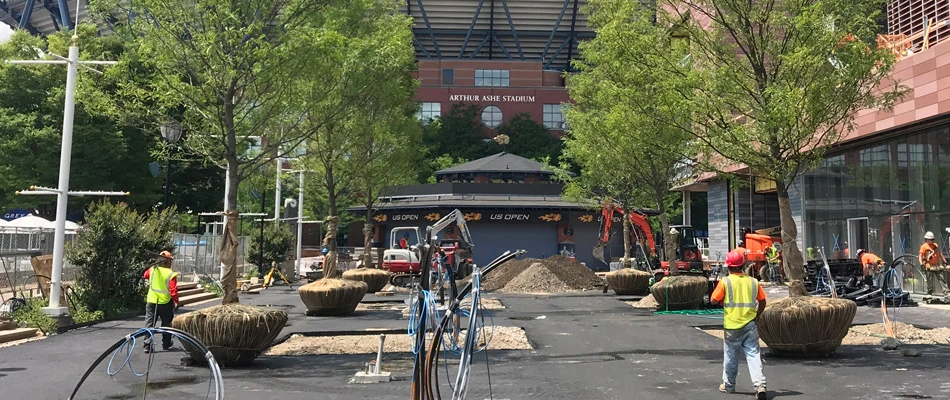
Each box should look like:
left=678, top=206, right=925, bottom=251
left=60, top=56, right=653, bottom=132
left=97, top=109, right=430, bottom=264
left=390, top=273, right=419, bottom=289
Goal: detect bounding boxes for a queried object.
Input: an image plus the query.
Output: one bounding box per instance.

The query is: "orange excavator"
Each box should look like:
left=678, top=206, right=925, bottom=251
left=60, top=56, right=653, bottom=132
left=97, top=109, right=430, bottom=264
left=592, top=201, right=657, bottom=266
left=592, top=201, right=706, bottom=275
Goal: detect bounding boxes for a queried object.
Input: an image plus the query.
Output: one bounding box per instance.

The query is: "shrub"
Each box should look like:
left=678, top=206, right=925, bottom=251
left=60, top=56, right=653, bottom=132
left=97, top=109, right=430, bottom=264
left=12, top=297, right=106, bottom=335
left=66, top=201, right=176, bottom=317
left=246, top=223, right=295, bottom=270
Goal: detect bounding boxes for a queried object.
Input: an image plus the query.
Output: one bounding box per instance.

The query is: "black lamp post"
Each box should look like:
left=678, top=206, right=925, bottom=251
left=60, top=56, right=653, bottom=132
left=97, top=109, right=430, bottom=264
left=160, top=122, right=183, bottom=209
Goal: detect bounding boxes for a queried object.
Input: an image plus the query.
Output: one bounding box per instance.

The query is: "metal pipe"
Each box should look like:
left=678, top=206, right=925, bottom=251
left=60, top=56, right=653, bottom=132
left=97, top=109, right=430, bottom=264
left=274, top=157, right=282, bottom=226
left=375, top=334, right=386, bottom=374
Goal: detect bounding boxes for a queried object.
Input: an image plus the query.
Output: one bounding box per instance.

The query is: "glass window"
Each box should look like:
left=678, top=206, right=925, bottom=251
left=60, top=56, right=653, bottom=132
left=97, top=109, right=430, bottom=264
left=417, top=102, right=441, bottom=122
left=442, top=69, right=454, bottom=86
left=474, top=69, right=510, bottom=87
left=481, top=106, right=503, bottom=128
left=543, top=104, right=565, bottom=130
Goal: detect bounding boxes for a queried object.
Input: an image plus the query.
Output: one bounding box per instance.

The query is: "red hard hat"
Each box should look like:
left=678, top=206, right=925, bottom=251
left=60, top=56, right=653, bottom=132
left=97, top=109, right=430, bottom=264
left=725, top=250, right=745, bottom=267
left=159, top=250, right=173, bottom=260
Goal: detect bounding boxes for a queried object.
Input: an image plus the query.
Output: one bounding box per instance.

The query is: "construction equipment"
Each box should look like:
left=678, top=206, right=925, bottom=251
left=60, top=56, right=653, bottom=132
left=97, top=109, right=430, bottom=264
left=591, top=202, right=656, bottom=266
left=384, top=209, right=474, bottom=289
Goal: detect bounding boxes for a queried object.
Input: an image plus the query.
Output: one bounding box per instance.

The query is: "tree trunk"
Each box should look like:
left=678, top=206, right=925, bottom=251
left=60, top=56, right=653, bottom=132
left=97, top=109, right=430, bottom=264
left=659, top=212, right=678, bottom=276
left=776, top=181, right=808, bottom=296
left=322, top=215, right=341, bottom=279
left=621, top=208, right=632, bottom=268
left=220, top=159, right=240, bottom=304
left=362, top=200, right=374, bottom=268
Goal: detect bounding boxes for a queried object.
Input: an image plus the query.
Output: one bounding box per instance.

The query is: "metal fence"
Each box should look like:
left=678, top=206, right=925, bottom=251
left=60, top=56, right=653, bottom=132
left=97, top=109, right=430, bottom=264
left=170, top=233, right=250, bottom=281
left=0, top=228, right=76, bottom=297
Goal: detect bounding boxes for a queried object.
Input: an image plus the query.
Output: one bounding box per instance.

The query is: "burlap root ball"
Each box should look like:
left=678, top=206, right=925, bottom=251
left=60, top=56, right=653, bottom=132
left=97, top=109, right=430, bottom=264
left=298, top=278, right=368, bottom=316
left=171, top=303, right=288, bottom=367
left=342, top=268, right=390, bottom=293
left=756, top=296, right=856, bottom=357
left=650, top=275, right=707, bottom=311
left=605, top=268, right=652, bottom=295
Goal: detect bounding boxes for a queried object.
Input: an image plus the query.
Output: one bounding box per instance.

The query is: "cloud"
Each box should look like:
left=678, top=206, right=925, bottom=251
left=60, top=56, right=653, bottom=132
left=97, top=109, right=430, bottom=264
left=0, top=24, right=13, bottom=44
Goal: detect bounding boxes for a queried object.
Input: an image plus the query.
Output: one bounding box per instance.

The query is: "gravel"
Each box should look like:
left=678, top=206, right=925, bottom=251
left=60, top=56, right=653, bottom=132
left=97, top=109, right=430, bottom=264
left=265, top=326, right=532, bottom=355
left=700, top=321, right=950, bottom=347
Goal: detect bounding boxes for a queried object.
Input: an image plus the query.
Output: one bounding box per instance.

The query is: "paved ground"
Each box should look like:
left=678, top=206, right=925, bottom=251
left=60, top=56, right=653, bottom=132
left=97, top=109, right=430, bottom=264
left=1, top=284, right=949, bottom=399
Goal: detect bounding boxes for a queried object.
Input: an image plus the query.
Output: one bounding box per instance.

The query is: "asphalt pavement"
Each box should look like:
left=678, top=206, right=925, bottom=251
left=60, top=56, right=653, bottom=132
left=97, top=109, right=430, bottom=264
left=1, top=284, right=949, bottom=399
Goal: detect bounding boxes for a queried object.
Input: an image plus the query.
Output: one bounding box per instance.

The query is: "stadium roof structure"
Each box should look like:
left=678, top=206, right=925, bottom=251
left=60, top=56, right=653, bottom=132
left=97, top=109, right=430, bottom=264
left=0, top=0, right=105, bottom=36
left=401, top=0, right=594, bottom=71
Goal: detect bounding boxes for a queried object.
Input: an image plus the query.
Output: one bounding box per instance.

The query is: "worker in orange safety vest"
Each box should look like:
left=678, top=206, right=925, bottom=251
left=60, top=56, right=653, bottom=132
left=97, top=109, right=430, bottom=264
left=710, top=250, right=767, bottom=400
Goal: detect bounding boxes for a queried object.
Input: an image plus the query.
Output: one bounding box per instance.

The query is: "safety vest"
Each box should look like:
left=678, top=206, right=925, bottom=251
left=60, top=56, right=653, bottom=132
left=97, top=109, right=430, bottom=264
left=722, top=275, right=759, bottom=330
left=147, top=266, right=178, bottom=304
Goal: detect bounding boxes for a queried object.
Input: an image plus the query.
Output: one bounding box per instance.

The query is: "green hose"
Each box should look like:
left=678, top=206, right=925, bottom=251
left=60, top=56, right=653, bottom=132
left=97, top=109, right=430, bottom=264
left=654, top=309, right=724, bottom=316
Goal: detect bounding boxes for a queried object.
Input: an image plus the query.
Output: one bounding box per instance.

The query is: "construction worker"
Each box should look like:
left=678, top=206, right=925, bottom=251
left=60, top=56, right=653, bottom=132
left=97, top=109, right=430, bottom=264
left=919, top=231, right=949, bottom=296
left=710, top=250, right=767, bottom=400
left=143, top=250, right=179, bottom=353
left=856, top=249, right=885, bottom=286
left=399, top=232, right=410, bottom=249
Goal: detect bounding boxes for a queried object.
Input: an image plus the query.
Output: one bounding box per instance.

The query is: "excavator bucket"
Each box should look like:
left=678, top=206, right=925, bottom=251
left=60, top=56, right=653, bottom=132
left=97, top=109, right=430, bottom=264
left=593, top=242, right=607, bottom=264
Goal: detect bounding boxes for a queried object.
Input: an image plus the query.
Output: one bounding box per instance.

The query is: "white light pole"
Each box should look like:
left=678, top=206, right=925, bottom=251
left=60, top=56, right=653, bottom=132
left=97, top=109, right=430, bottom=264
left=7, top=35, right=117, bottom=316
left=297, top=170, right=304, bottom=277
left=274, top=157, right=282, bottom=225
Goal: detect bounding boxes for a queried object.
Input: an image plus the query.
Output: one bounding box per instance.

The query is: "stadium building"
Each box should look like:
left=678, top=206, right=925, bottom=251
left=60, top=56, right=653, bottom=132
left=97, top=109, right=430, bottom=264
left=403, top=0, right=592, bottom=133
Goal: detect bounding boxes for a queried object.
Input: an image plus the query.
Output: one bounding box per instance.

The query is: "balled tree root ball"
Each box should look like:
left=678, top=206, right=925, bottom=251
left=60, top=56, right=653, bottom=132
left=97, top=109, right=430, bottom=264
left=605, top=268, right=651, bottom=295
left=298, top=278, right=368, bottom=316
left=650, top=275, right=707, bottom=311
left=171, top=303, right=288, bottom=367
left=342, top=268, right=390, bottom=293
left=757, top=296, right=857, bottom=357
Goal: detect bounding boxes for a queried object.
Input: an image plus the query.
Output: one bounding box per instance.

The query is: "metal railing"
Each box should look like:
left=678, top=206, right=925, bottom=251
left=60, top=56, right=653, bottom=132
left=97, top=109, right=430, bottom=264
left=170, top=233, right=250, bottom=280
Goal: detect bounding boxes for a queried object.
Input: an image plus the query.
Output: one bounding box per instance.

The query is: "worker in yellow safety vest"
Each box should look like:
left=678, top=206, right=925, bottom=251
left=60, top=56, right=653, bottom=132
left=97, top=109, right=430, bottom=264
left=710, top=250, right=767, bottom=400
left=143, top=249, right=180, bottom=353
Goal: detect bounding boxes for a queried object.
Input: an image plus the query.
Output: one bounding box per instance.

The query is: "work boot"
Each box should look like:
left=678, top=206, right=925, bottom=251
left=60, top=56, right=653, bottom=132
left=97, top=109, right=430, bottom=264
left=143, top=346, right=153, bottom=354
left=719, top=384, right=734, bottom=394
left=755, top=386, right=767, bottom=399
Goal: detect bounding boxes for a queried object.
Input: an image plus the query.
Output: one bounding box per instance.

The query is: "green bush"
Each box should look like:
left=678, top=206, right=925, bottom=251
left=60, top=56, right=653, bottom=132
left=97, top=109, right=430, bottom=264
left=66, top=201, right=176, bottom=317
left=242, top=267, right=259, bottom=280
left=11, top=297, right=57, bottom=335
left=246, top=223, right=295, bottom=270
left=11, top=297, right=106, bottom=335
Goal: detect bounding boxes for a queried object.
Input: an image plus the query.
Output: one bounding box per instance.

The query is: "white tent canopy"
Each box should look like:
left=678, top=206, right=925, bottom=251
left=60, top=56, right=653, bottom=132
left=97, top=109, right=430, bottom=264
left=7, top=215, right=55, bottom=229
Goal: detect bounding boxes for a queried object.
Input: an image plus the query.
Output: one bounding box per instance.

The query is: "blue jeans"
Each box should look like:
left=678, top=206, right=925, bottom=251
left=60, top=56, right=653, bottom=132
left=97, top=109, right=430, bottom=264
left=722, top=321, right=766, bottom=391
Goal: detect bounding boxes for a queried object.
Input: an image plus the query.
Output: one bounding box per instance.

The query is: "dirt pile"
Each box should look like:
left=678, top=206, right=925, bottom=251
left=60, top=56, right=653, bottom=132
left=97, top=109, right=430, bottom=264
left=626, top=294, right=659, bottom=309
left=483, top=256, right=603, bottom=293
left=846, top=322, right=950, bottom=345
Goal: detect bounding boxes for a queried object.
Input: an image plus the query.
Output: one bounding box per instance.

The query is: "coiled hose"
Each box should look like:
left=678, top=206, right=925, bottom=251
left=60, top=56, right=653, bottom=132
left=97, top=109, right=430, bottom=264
left=68, top=327, right=224, bottom=400
left=422, top=250, right=523, bottom=400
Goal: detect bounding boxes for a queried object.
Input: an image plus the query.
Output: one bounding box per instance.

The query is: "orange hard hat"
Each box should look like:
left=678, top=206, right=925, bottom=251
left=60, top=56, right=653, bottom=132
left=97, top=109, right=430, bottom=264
left=159, top=250, right=173, bottom=260
left=725, top=250, right=745, bottom=268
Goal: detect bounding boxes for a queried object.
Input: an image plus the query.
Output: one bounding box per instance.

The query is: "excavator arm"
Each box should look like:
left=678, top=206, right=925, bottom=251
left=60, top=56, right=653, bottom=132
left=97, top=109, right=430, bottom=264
left=427, top=209, right=474, bottom=250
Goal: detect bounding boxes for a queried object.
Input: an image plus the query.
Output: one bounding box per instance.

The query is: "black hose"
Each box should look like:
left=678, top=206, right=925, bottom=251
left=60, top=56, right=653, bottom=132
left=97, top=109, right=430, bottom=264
left=68, top=327, right=218, bottom=400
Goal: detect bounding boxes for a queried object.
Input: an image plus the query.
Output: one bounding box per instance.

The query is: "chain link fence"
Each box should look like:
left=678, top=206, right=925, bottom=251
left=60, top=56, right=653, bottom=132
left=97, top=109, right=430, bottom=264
left=0, top=228, right=76, bottom=298
left=170, top=233, right=250, bottom=281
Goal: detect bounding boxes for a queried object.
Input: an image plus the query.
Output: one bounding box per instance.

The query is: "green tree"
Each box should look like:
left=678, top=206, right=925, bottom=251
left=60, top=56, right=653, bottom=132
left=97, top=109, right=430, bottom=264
left=66, top=201, right=176, bottom=316
left=0, top=28, right=163, bottom=216
left=246, top=223, right=295, bottom=270
left=302, top=0, right=417, bottom=279
left=489, top=113, right=563, bottom=161
left=108, top=0, right=414, bottom=301
left=350, top=84, right=421, bottom=269
left=565, top=0, right=694, bottom=265
left=640, top=0, right=905, bottom=294
left=430, top=103, right=488, bottom=161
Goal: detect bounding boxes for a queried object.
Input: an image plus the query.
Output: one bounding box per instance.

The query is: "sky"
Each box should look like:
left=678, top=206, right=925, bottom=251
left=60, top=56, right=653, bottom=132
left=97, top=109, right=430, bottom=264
left=0, top=24, right=12, bottom=44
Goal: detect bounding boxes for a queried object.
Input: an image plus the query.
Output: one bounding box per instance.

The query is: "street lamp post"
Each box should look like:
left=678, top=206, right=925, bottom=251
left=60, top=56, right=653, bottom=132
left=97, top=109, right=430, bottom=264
left=7, top=35, right=118, bottom=316
left=160, top=122, right=183, bottom=209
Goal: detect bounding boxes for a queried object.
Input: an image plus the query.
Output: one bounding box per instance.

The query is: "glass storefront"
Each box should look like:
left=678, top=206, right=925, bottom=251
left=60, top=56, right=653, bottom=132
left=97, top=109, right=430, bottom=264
left=803, top=120, right=950, bottom=293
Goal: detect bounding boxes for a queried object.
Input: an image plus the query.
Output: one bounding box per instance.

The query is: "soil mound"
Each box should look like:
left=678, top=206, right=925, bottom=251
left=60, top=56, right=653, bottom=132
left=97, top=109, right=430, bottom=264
left=484, top=255, right=603, bottom=293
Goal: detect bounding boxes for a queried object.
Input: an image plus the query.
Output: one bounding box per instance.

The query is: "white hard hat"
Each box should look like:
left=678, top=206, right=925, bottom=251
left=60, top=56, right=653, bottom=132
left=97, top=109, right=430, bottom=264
left=925, top=231, right=936, bottom=240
